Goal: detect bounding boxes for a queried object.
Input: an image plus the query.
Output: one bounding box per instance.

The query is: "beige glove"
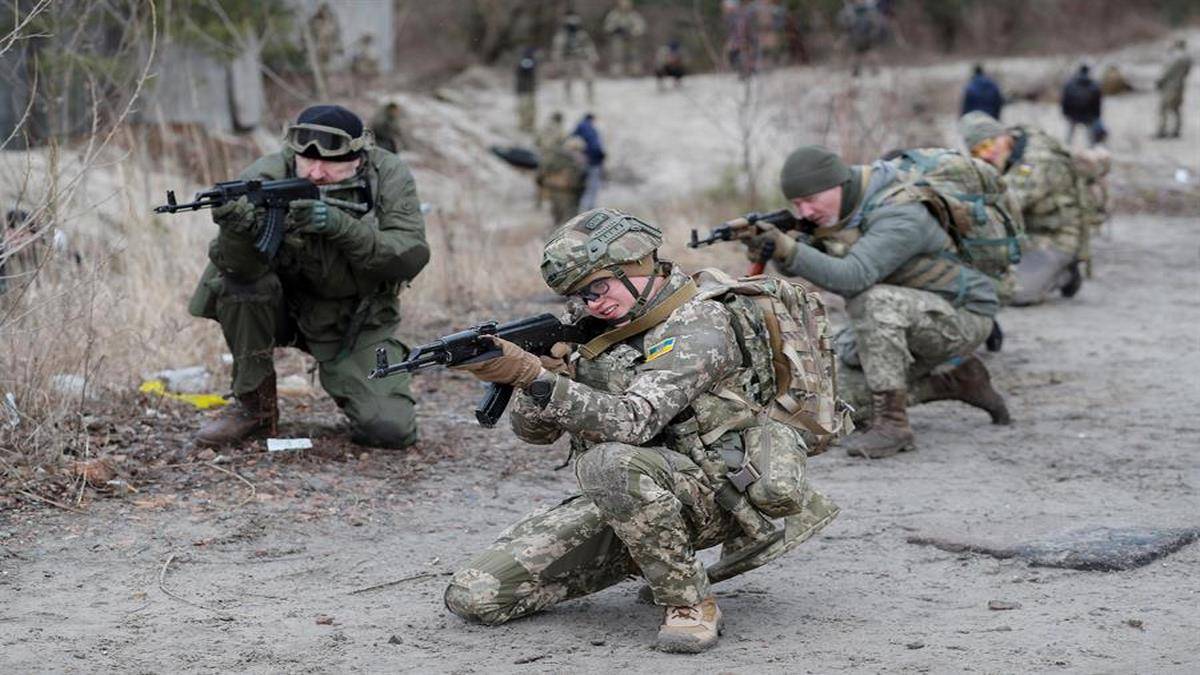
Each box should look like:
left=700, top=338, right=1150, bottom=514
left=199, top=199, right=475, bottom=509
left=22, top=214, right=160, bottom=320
left=743, top=223, right=797, bottom=264
left=452, top=337, right=543, bottom=388
left=538, top=342, right=575, bottom=377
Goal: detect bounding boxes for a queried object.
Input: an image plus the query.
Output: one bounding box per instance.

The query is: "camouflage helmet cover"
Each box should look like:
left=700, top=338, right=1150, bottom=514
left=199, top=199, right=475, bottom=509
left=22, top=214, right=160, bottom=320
left=541, top=207, right=663, bottom=294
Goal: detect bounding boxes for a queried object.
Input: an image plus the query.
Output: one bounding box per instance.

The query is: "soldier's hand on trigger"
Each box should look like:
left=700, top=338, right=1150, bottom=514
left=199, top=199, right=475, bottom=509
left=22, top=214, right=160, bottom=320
left=451, top=337, right=543, bottom=388
left=212, top=196, right=262, bottom=237
left=743, top=222, right=797, bottom=264
left=538, top=342, right=575, bottom=377
left=286, top=198, right=348, bottom=236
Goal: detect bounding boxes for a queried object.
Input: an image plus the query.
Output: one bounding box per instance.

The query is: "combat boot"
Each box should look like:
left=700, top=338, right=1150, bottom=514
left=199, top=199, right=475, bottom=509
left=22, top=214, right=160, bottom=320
left=656, top=596, right=723, bottom=654
left=843, top=389, right=915, bottom=459
left=1060, top=261, right=1083, bottom=298
left=195, top=374, right=278, bottom=447
left=926, top=356, right=1011, bottom=425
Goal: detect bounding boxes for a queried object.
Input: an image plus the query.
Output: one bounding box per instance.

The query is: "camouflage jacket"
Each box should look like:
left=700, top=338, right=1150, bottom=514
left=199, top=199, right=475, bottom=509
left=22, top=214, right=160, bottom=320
left=1003, top=126, right=1087, bottom=255
left=1157, top=50, right=1193, bottom=103
left=777, top=162, right=999, bottom=317
left=509, top=268, right=781, bottom=459
left=188, top=147, right=429, bottom=360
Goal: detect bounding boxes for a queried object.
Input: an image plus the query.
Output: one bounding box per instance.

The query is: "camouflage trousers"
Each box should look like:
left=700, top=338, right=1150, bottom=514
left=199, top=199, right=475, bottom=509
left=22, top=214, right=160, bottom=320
left=1158, top=93, right=1183, bottom=137
left=561, top=59, right=595, bottom=103
left=608, top=37, right=640, bottom=77
left=837, top=285, right=994, bottom=410
left=444, top=443, right=739, bottom=625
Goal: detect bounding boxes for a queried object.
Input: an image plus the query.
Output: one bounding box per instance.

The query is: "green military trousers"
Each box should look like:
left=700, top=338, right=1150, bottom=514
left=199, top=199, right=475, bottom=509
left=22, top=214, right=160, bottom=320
left=192, top=269, right=418, bottom=448
left=444, top=443, right=739, bottom=625
left=836, top=284, right=994, bottom=420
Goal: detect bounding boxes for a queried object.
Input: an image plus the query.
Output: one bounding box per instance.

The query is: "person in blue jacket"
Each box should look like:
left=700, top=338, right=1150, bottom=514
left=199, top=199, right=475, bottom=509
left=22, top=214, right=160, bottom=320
left=961, top=63, right=1003, bottom=120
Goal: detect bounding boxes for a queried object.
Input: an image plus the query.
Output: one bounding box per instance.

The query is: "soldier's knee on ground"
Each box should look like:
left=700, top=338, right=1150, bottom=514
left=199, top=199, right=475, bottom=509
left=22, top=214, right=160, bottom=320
left=575, top=443, right=670, bottom=518
left=444, top=553, right=533, bottom=626
left=320, top=336, right=419, bottom=449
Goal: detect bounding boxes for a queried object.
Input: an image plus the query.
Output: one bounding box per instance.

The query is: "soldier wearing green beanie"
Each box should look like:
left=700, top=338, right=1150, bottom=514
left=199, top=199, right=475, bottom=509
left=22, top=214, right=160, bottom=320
left=744, top=145, right=1009, bottom=459
left=958, top=111, right=1102, bottom=306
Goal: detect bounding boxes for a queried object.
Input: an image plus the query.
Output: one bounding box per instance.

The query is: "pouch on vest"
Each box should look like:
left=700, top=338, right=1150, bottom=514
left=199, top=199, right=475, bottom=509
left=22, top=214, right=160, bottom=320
left=881, top=148, right=1026, bottom=280
left=693, top=268, right=853, bottom=456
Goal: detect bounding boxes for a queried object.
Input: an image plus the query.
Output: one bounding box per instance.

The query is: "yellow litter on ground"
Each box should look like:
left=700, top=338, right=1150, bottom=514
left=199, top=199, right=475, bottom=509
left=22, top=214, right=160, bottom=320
left=138, top=379, right=228, bottom=409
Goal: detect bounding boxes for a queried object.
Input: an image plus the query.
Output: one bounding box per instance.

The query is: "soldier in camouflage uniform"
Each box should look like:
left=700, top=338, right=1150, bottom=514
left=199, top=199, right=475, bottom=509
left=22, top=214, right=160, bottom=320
left=552, top=12, right=599, bottom=103
left=188, top=105, right=429, bottom=449
left=444, top=208, right=837, bottom=653
left=960, top=111, right=1093, bottom=306
left=603, top=0, right=646, bottom=77
left=745, top=146, right=1009, bottom=459
left=1155, top=40, right=1192, bottom=139
left=535, top=135, right=587, bottom=227
left=368, top=102, right=406, bottom=154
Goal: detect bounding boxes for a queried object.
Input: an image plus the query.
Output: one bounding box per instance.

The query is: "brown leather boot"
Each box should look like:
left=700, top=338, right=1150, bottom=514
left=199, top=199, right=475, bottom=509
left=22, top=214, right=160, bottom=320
left=927, top=356, right=1011, bottom=425
left=195, top=374, right=278, bottom=447
left=843, top=389, right=915, bottom=459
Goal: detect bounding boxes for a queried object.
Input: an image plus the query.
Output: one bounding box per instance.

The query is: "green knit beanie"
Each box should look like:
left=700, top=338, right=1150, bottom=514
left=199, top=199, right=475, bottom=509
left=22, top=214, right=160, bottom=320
left=779, top=146, right=853, bottom=200
left=958, top=111, right=1006, bottom=150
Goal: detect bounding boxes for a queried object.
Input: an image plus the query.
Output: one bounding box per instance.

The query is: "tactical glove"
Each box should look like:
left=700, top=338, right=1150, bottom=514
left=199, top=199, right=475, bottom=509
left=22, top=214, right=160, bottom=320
left=538, top=342, right=575, bottom=377
left=287, top=198, right=351, bottom=236
left=212, top=197, right=261, bottom=237
left=743, top=223, right=797, bottom=265
left=452, top=337, right=543, bottom=388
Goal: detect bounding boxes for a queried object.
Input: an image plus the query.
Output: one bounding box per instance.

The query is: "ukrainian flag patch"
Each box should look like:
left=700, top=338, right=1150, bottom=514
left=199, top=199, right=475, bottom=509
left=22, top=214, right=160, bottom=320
left=645, top=337, right=676, bottom=362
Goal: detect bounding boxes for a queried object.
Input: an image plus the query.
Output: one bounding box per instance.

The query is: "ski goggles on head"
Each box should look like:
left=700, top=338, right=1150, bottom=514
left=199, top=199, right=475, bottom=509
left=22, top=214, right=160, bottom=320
left=284, top=123, right=370, bottom=158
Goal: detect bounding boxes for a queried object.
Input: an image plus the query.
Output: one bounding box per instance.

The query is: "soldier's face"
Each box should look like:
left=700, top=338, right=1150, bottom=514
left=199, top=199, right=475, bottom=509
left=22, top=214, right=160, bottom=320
left=790, top=185, right=843, bottom=227
left=296, top=156, right=363, bottom=185
left=579, top=275, right=659, bottom=325
left=972, top=134, right=1013, bottom=169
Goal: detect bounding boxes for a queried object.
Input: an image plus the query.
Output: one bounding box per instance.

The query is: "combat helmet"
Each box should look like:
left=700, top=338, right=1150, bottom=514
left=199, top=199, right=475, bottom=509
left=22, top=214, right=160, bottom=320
left=541, top=207, right=664, bottom=318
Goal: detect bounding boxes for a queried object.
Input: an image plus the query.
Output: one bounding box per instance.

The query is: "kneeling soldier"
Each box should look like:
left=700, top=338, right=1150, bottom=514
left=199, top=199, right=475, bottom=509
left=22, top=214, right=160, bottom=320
left=444, top=208, right=838, bottom=653
left=746, top=146, right=1010, bottom=459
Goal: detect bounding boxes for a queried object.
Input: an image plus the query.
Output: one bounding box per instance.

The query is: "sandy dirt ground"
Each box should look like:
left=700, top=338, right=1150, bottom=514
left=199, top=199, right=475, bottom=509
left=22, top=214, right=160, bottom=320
left=3, top=37, right=1200, bottom=674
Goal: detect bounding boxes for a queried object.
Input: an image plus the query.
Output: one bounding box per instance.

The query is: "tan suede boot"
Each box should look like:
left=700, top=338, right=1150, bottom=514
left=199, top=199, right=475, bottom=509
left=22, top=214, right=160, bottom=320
left=927, top=356, right=1011, bottom=425
left=843, top=389, right=916, bottom=459
left=656, top=596, right=723, bottom=654
left=195, top=374, right=278, bottom=447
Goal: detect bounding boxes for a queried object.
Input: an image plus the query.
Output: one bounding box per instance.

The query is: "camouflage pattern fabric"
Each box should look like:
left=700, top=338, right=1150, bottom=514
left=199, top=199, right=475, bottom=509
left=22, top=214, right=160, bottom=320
left=1004, top=127, right=1088, bottom=259
left=447, top=267, right=832, bottom=623
left=552, top=27, right=598, bottom=102
left=603, top=6, right=646, bottom=77
left=841, top=284, right=993, bottom=395
left=517, top=93, right=536, bottom=133
left=1157, top=47, right=1192, bottom=136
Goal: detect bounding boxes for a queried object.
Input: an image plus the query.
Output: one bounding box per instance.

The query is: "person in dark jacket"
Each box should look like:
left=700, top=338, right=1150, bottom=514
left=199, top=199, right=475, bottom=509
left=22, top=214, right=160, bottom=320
left=961, top=63, right=1004, bottom=120
left=572, top=113, right=606, bottom=210
left=1061, top=64, right=1104, bottom=146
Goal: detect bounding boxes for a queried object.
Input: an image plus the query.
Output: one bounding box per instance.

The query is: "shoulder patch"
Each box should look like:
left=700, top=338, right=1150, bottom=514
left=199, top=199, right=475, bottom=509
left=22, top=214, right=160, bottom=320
left=1017, top=164, right=1034, bottom=175
left=644, top=337, right=676, bottom=362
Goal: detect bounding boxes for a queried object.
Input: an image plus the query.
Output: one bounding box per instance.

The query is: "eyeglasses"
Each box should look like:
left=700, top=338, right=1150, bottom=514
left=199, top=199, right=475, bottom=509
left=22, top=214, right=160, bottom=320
left=971, top=138, right=997, bottom=156
left=573, top=278, right=611, bottom=303
left=284, top=123, right=368, bottom=158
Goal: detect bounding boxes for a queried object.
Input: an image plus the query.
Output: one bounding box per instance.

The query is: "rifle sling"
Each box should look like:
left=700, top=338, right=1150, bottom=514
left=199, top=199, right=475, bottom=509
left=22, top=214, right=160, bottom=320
left=579, top=279, right=699, bottom=360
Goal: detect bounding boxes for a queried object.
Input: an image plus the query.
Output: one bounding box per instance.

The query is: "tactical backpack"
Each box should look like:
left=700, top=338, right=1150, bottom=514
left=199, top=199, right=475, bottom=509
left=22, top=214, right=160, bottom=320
left=1064, top=146, right=1111, bottom=230
left=879, top=148, right=1026, bottom=280
left=693, top=268, right=853, bottom=456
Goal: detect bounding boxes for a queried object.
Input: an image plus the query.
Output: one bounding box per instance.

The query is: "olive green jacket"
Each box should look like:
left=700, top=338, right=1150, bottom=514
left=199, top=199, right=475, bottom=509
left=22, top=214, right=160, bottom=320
left=188, top=147, right=430, bottom=360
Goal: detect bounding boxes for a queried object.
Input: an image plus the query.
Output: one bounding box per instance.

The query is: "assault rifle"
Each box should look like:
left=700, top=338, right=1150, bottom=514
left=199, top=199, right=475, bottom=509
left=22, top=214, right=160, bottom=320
left=153, top=177, right=320, bottom=259
left=369, top=313, right=606, bottom=428
left=688, top=209, right=814, bottom=275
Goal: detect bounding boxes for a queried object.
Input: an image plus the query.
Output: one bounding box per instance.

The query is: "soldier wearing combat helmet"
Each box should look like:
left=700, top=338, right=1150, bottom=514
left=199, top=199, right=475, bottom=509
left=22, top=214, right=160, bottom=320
left=187, top=104, right=429, bottom=449
left=444, top=208, right=838, bottom=653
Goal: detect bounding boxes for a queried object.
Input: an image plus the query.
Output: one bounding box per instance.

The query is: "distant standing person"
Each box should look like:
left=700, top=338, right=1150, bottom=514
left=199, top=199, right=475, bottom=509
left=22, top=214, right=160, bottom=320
left=603, top=0, right=646, bottom=77
left=1061, top=64, right=1104, bottom=146
left=1155, top=39, right=1193, bottom=139
left=961, top=63, right=1004, bottom=120
left=535, top=111, right=566, bottom=158
left=369, top=102, right=406, bottom=154
left=535, top=136, right=588, bottom=227
left=515, top=47, right=538, bottom=133
left=655, top=40, right=686, bottom=91
left=573, top=113, right=606, bottom=210
left=552, top=12, right=599, bottom=103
